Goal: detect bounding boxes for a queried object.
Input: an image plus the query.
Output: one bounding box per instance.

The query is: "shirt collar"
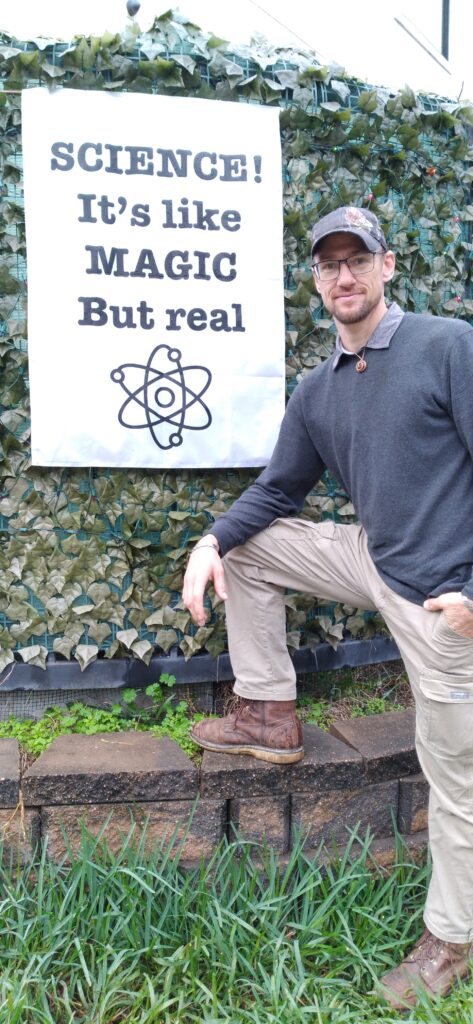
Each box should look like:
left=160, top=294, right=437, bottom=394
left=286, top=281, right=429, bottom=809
left=331, top=302, right=404, bottom=370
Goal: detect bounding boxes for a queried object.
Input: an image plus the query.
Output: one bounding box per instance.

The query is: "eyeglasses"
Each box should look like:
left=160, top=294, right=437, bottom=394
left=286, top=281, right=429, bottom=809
left=311, top=251, right=384, bottom=281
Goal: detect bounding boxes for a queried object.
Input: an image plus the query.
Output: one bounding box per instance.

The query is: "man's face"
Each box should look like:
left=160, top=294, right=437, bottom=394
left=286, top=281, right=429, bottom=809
left=311, top=232, right=395, bottom=326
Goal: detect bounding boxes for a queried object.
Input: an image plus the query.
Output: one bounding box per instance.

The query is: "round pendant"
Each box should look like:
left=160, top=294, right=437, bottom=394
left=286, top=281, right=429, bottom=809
left=355, top=357, right=367, bottom=373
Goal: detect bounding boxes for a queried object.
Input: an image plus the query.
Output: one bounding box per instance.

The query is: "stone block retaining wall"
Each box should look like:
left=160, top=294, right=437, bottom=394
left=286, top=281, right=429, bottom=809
left=0, top=709, right=429, bottom=867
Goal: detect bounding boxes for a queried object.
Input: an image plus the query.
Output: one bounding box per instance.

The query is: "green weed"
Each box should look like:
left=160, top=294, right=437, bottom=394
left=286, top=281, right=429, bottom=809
left=0, top=669, right=410, bottom=759
left=350, top=696, right=403, bottom=718
left=0, top=673, right=205, bottom=759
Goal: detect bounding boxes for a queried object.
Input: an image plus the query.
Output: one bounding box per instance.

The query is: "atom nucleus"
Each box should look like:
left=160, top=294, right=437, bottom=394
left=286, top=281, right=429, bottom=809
left=111, top=344, right=212, bottom=450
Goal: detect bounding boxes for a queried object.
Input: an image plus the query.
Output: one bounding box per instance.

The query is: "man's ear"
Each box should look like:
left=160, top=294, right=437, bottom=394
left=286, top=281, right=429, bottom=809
left=382, top=250, right=396, bottom=283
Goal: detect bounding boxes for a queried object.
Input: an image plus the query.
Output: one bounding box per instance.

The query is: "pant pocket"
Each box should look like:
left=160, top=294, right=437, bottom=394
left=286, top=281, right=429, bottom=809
left=434, top=611, right=473, bottom=648
left=419, top=671, right=473, bottom=760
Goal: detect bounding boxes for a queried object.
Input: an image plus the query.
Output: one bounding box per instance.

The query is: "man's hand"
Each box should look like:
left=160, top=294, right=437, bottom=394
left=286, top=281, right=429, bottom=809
left=423, top=592, right=473, bottom=639
left=182, top=540, right=227, bottom=627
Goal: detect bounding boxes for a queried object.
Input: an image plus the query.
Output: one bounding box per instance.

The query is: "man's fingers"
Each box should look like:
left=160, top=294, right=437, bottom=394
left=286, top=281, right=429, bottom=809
left=213, top=562, right=228, bottom=602
left=424, top=591, right=463, bottom=612
left=183, top=571, right=208, bottom=625
left=443, top=605, right=473, bottom=638
left=182, top=549, right=225, bottom=626
left=422, top=591, right=473, bottom=637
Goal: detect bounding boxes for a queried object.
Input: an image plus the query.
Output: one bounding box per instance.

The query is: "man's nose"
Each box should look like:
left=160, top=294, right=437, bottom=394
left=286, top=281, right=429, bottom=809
left=337, top=259, right=357, bottom=283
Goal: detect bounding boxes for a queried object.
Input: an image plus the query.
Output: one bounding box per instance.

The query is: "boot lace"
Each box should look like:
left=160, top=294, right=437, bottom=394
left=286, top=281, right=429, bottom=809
left=408, top=930, right=467, bottom=969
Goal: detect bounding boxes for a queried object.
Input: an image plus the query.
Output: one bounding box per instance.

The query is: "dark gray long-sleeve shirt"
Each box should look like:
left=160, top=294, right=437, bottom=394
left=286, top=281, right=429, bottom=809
left=210, top=306, right=473, bottom=605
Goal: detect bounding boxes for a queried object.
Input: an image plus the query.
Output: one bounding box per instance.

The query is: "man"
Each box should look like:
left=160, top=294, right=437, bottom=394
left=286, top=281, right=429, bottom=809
left=182, top=205, right=473, bottom=1008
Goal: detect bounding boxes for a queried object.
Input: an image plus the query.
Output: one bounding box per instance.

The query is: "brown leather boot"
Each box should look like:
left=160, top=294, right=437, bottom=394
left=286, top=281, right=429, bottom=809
left=190, top=699, right=304, bottom=764
left=378, top=928, right=473, bottom=1009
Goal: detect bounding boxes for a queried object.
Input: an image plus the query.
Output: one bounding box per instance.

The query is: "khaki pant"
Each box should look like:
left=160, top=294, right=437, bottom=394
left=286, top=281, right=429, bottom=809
left=223, top=519, right=473, bottom=944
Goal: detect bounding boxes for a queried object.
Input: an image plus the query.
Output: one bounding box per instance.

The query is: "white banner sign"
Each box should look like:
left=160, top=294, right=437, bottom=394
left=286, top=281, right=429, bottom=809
left=22, top=88, right=285, bottom=468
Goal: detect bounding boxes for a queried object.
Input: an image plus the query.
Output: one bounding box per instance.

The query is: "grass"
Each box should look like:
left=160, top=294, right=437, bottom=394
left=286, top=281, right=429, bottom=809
left=0, top=827, right=472, bottom=1023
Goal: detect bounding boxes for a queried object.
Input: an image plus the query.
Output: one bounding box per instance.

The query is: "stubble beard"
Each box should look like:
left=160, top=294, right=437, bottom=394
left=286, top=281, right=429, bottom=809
left=327, top=280, right=387, bottom=323
left=331, top=293, right=379, bottom=325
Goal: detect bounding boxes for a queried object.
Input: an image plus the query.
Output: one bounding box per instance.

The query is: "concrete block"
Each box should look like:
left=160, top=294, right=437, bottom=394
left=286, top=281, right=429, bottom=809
left=0, top=739, right=20, bottom=808
left=22, top=733, right=197, bottom=805
left=276, top=829, right=429, bottom=875
left=0, top=807, right=40, bottom=865
left=330, top=709, right=419, bottom=782
left=200, top=724, right=363, bottom=799
left=359, top=829, right=428, bottom=870
left=291, top=778, right=399, bottom=848
left=41, top=797, right=227, bottom=865
left=229, top=795, right=290, bottom=853
left=398, top=772, right=429, bottom=833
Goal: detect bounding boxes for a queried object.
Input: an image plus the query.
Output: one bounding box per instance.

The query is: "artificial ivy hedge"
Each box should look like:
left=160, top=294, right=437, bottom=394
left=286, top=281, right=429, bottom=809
left=0, top=11, right=472, bottom=672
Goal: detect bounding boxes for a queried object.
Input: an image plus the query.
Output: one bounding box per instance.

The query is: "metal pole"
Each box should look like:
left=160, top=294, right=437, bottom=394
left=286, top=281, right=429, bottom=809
left=441, top=0, right=450, bottom=59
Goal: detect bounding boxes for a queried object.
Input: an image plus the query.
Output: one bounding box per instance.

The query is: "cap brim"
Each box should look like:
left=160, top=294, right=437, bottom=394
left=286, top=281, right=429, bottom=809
left=312, top=227, right=383, bottom=256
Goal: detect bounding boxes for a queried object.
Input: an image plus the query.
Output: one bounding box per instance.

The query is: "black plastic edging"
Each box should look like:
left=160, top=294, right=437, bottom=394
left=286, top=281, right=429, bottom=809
left=0, top=636, right=401, bottom=692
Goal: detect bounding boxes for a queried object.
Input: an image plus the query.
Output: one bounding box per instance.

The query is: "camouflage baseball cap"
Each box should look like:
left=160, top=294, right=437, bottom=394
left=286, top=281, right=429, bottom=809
left=311, top=206, right=388, bottom=255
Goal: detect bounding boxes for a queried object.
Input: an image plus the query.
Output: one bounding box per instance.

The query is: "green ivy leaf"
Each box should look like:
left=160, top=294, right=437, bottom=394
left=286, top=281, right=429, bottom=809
left=155, top=628, right=178, bottom=653
left=357, top=90, right=379, bottom=113
left=130, top=638, right=154, bottom=664
left=87, top=623, right=112, bottom=645
left=116, top=628, right=139, bottom=650
left=0, top=267, right=21, bottom=295
left=179, top=634, right=202, bottom=659
left=17, top=645, right=48, bottom=668
left=53, top=636, right=77, bottom=659
left=400, top=85, right=417, bottom=109
left=75, top=644, right=99, bottom=671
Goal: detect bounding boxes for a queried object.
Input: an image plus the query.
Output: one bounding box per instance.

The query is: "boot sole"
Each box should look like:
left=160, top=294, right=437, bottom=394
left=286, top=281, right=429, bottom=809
left=190, top=730, right=304, bottom=764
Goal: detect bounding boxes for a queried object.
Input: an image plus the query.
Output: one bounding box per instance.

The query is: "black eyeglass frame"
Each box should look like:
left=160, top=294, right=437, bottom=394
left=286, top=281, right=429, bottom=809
left=311, top=250, right=386, bottom=281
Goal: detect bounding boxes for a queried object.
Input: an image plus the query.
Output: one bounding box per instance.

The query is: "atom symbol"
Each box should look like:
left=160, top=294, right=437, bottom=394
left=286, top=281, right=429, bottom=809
left=110, top=344, right=212, bottom=450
